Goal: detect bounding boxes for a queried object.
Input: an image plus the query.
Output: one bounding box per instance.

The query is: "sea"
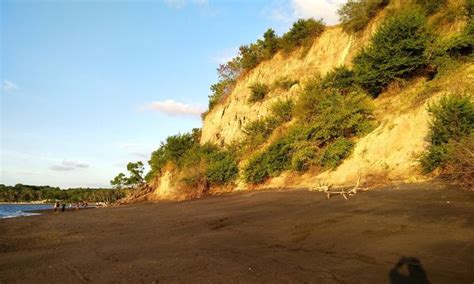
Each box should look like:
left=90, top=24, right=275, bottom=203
left=0, top=204, right=53, bottom=219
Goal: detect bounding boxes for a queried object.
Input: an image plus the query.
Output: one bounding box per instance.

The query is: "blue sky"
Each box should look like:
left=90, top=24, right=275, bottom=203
left=1, top=0, right=344, bottom=188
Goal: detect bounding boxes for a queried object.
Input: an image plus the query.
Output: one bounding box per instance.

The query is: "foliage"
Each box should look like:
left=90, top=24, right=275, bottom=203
left=438, top=134, right=474, bottom=189
left=280, top=19, right=326, bottom=52
left=321, top=66, right=356, bottom=94
left=318, top=138, right=354, bottom=169
left=148, top=131, right=199, bottom=176
left=291, top=144, right=317, bottom=172
left=243, top=138, right=294, bottom=184
left=126, top=161, right=144, bottom=185
left=415, top=0, right=446, bottom=15
left=146, top=129, right=238, bottom=195
left=204, top=19, right=326, bottom=116
left=353, top=10, right=429, bottom=97
left=294, top=89, right=375, bottom=142
left=242, top=117, right=279, bottom=149
left=205, top=150, right=239, bottom=185
left=273, top=78, right=299, bottom=90
left=338, top=0, right=389, bottom=33
left=270, top=99, right=295, bottom=123
left=208, top=60, right=240, bottom=110
left=111, top=161, right=145, bottom=189
left=249, top=83, right=269, bottom=103
left=260, top=28, right=280, bottom=60
left=110, top=173, right=127, bottom=189
left=0, top=184, right=128, bottom=203
left=420, top=95, right=474, bottom=172
left=439, top=21, right=474, bottom=58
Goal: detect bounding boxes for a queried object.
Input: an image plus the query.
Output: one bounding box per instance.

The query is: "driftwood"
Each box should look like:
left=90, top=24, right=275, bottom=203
left=310, top=173, right=364, bottom=200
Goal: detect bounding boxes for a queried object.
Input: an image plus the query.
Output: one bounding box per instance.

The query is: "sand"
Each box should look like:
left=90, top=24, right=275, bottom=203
left=0, top=182, right=473, bottom=283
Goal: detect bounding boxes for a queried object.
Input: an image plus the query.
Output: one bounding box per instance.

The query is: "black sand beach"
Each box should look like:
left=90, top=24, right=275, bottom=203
left=1, top=182, right=473, bottom=283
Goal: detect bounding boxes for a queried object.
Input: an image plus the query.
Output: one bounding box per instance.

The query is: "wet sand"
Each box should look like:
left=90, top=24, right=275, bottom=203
left=1, top=182, right=473, bottom=283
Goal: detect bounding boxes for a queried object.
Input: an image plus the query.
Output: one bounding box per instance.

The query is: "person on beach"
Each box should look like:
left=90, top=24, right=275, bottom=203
left=61, top=203, right=66, bottom=212
left=53, top=202, right=58, bottom=213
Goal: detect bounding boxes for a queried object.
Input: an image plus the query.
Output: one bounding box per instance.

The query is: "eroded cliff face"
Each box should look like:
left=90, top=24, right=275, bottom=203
left=201, top=23, right=378, bottom=145
left=141, top=1, right=471, bottom=201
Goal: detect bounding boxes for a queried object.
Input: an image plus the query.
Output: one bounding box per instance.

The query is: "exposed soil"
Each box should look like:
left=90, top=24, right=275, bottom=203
left=1, top=182, right=473, bottom=283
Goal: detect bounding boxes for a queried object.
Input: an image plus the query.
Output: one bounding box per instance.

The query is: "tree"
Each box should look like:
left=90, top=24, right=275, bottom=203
left=126, top=161, right=145, bottom=186
left=260, top=28, right=280, bottom=59
left=110, top=173, right=127, bottom=189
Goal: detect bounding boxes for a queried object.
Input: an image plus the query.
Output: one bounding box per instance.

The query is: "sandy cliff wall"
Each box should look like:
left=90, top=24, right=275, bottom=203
left=201, top=23, right=379, bottom=145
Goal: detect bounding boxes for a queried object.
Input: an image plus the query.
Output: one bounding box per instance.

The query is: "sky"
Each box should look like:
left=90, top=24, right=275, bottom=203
left=1, top=0, right=345, bottom=188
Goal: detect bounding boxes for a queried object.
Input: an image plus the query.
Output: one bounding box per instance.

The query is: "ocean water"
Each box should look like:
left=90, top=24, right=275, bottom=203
left=0, top=204, right=53, bottom=219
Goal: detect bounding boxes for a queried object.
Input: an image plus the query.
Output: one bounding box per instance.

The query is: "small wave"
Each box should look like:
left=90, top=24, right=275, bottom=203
left=1, top=211, right=42, bottom=219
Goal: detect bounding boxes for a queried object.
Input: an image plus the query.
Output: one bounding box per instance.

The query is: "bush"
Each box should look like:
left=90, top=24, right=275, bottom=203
left=273, top=78, right=299, bottom=90
left=243, top=138, right=294, bottom=184
left=318, top=138, right=354, bottom=169
left=270, top=99, right=295, bottom=123
left=353, top=10, right=429, bottom=97
left=338, top=0, right=389, bottom=33
left=440, top=135, right=474, bottom=188
left=439, top=21, right=474, bottom=58
left=294, top=89, right=375, bottom=143
left=415, top=0, right=446, bottom=15
left=205, top=150, right=239, bottom=185
left=420, top=95, right=474, bottom=172
left=207, top=60, right=240, bottom=112
left=249, top=83, right=269, bottom=103
left=321, top=66, right=356, bottom=94
left=291, top=144, right=317, bottom=172
left=243, top=116, right=279, bottom=139
left=148, top=132, right=198, bottom=175
left=280, top=19, right=325, bottom=52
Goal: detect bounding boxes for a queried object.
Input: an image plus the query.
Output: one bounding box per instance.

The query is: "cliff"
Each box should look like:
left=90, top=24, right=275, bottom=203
left=140, top=0, right=472, bottom=201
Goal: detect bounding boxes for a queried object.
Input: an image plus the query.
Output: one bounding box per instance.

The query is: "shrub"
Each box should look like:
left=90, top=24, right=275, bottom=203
left=440, top=135, right=474, bottom=188
left=415, top=0, right=446, bottom=15
left=259, top=28, right=280, bottom=60
left=280, top=19, right=325, bottom=52
left=205, top=150, right=239, bottom=185
left=207, top=60, right=240, bottom=111
left=291, top=144, right=317, bottom=172
left=148, top=132, right=198, bottom=175
left=295, top=89, right=375, bottom=142
left=338, top=0, right=389, bottom=33
left=321, top=66, right=356, bottom=94
left=243, top=116, right=279, bottom=139
left=420, top=95, right=474, bottom=172
left=270, top=99, right=295, bottom=123
left=243, top=138, right=294, bottom=184
left=249, top=83, right=269, bottom=103
left=318, top=138, right=354, bottom=169
left=353, top=10, right=429, bottom=97
left=273, top=78, right=299, bottom=90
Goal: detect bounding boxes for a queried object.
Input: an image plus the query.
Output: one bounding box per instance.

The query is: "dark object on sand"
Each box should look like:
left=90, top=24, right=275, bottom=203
left=389, top=257, right=430, bottom=284
left=61, top=204, right=66, bottom=212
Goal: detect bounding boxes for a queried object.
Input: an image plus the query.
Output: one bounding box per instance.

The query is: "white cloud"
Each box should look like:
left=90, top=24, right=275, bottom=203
left=163, top=0, right=208, bottom=9
left=50, top=160, right=89, bottom=171
left=142, top=99, right=204, bottom=117
left=265, top=0, right=346, bottom=26
left=2, top=80, right=19, bottom=93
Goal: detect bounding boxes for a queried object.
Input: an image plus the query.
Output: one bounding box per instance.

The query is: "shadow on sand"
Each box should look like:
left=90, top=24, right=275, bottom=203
left=389, top=257, right=430, bottom=284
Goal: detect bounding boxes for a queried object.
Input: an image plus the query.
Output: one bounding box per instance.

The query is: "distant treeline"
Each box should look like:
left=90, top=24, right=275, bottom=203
left=0, top=184, right=129, bottom=203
